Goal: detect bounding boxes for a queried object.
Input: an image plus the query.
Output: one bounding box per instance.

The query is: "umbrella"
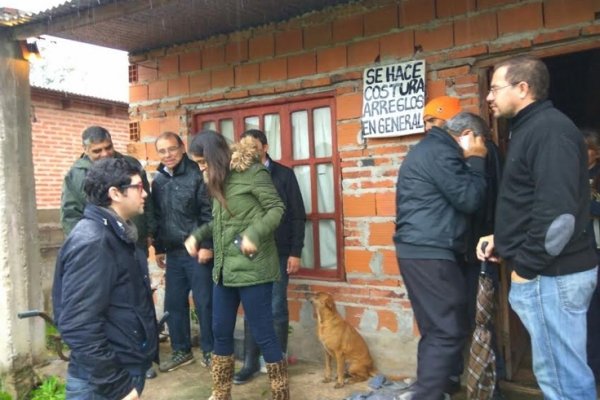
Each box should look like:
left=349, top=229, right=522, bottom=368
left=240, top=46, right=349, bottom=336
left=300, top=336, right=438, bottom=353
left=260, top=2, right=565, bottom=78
left=465, top=254, right=497, bottom=400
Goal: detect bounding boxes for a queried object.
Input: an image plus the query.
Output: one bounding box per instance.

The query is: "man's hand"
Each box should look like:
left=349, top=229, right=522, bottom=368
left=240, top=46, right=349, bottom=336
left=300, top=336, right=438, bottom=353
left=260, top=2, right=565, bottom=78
left=463, top=133, right=488, bottom=158
left=476, top=234, right=501, bottom=262
left=240, top=235, right=257, bottom=257
left=121, top=388, right=139, bottom=400
left=155, top=253, right=166, bottom=269
left=185, top=236, right=199, bottom=257
left=287, top=256, right=301, bottom=274
left=511, top=270, right=532, bottom=283
left=198, top=249, right=214, bottom=264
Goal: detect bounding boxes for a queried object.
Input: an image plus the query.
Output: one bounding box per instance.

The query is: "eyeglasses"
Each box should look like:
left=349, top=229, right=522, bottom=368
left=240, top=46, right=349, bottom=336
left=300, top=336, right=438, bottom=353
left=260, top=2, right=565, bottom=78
left=488, top=84, right=515, bottom=95
left=157, top=145, right=181, bottom=156
left=121, top=182, right=144, bottom=194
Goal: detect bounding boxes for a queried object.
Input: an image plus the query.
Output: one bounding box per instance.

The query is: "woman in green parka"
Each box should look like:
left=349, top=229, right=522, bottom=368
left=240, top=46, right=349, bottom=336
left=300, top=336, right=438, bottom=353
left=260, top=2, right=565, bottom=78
left=184, top=130, right=288, bottom=400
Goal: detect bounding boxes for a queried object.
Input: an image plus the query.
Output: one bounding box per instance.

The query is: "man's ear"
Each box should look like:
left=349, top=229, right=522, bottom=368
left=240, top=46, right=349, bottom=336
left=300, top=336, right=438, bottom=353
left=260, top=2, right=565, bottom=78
left=107, top=186, right=122, bottom=203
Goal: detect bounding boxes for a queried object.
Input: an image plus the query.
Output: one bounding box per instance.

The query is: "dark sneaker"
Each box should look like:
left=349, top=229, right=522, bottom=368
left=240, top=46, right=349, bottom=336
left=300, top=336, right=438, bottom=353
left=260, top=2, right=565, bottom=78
left=201, top=351, right=212, bottom=368
left=159, top=350, right=195, bottom=372
left=145, top=368, right=157, bottom=379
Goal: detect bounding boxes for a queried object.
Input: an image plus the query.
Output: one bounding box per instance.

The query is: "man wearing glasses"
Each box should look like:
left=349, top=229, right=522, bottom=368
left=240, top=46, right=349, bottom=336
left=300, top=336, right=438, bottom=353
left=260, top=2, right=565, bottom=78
left=478, top=56, right=597, bottom=400
left=53, top=157, right=158, bottom=400
left=152, top=131, right=214, bottom=372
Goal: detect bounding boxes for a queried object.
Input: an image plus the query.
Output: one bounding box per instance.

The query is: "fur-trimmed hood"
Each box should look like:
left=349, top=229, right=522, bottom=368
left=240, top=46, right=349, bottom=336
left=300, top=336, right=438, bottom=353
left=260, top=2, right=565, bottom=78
left=230, top=136, right=261, bottom=172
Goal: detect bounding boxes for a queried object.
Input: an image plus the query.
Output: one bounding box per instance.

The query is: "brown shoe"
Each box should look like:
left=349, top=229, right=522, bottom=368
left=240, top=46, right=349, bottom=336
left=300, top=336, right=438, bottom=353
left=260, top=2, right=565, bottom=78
left=266, top=359, right=289, bottom=400
left=208, top=354, right=234, bottom=400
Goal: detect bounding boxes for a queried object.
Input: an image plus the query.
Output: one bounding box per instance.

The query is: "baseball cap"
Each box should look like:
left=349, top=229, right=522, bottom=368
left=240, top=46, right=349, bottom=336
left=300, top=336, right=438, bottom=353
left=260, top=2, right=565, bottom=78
left=423, top=96, right=461, bottom=121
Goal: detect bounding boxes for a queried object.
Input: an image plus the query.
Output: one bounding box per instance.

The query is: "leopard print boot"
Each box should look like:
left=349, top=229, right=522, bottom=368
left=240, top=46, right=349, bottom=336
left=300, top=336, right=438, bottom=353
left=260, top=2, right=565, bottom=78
left=266, top=359, right=289, bottom=400
left=208, top=354, right=234, bottom=400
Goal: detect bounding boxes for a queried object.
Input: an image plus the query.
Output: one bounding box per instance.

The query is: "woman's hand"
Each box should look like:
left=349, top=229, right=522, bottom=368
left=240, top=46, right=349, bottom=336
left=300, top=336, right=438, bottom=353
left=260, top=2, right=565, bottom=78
left=185, top=236, right=199, bottom=257
left=240, top=235, right=257, bottom=257
left=198, top=249, right=214, bottom=264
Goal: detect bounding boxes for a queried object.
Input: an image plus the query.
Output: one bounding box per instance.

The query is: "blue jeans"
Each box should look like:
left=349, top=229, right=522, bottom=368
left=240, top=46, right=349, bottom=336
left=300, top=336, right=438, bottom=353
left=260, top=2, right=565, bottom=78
left=272, top=255, right=289, bottom=324
left=212, top=281, right=283, bottom=363
left=65, top=371, right=145, bottom=399
left=509, top=267, right=598, bottom=400
left=164, top=252, right=214, bottom=353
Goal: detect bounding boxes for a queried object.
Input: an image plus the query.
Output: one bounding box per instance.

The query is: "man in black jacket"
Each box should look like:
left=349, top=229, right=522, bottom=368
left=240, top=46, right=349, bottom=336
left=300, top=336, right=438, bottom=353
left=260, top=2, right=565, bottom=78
left=394, top=112, right=488, bottom=400
left=53, top=157, right=158, bottom=400
left=234, top=129, right=306, bottom=384
left=478, top=56, right=597, bottom=400
left=152, top=131, right=214, bottom=372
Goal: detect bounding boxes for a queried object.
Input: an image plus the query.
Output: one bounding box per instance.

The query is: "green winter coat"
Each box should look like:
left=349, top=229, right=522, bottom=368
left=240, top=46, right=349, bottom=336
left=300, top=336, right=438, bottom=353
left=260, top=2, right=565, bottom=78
left=191, top=140, right=285, bottom=287
left=60, top=152, right=156, bottom=246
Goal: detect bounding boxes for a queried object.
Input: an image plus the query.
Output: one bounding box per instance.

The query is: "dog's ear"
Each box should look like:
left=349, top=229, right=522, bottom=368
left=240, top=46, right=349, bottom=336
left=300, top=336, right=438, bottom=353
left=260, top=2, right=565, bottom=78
left=325, top=295, right=335, bottom=310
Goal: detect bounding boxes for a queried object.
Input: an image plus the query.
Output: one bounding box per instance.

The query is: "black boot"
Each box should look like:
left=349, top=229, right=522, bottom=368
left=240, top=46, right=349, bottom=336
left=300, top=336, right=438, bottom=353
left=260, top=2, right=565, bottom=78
left=274, top=321, right=289, bottom=355
left=233, top=320, right=260, bottom=384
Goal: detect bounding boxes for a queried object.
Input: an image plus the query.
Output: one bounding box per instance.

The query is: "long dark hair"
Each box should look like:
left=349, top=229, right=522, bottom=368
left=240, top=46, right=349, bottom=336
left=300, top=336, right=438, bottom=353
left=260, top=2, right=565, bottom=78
left=189, top=130, right=231, bottom=208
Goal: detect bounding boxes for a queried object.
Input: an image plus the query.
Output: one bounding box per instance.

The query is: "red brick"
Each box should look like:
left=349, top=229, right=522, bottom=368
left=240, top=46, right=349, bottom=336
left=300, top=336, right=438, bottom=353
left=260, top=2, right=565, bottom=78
left=336, top=92, right=362, bottom=120
left=381, top=249, right=399, bottom=275
left=127, top=142, right=146, bottom=160
left=489, top=38, right=532, bottom=53
left=454, top=12, right=497, bottom=46
left=375, top=191, right=396, bottom=217
left=533, top=28, right=581, bottom=45
left=249, top=33, right=275, bottom=59
left=333, top=14, right=363, bottom=42
left=225, top=40, right=249, bottom=64
left=338, top=121, right=361, bottom=147
left=158, top=55, right=179, bottom=77
left=288, top=52, right=316, bottom=79
left=179, top=51, right=201, bottom=73
left=248, top=87, right=276, bottom=96
left=148, top=80, right=168, bottom=100
left=426, top=79, right=448, bottom=98
left=544, top=0, right=594, bottom=29
left=380, top=31, right=414, bottom=60
left=304, top=23, right=332, bottom=49
left=317, top=46, right=347, bottom=73
left=437, top=65, right=470, bottom=79
left=224, top=90, right=249, bottom=100
left=260, top=58, right=288, bottom=82
left=203, top=46, right=225, bottom=69
left=167, top=76, right=189, bottom=97
left=140, top=118, right=160, bottom=138
left=288, top=300, right=301, bottom=322
left=234, top=63, right=260, bottom=86
left=400, top=0, right=435, bottom=26
left=436, top=0, right=476, bottom=18
left=347, top=39, right=380, bottom=67
left=129, top=84, right=148, bottom=103
left=415, top=23, right=454, bottom=52
left=344, top=249, right=373, bottom=273
left=477, top=0, right=514, bottom=9
left=211, top=67, right=234, bottom=89
left=343, top=193, right=376, bottom=217
left=582, top=24, right=600, bottom=36
left=498, top=3, right=543, bottom=35
left=189, top=71, right=211, bottom=94
left=363, top=4, right=399, bottom=36
left=275, top=29, right=303, bottom=55
left=447, top=44, right=489, bottom=60
left=369, top=222, right=395, bottom=246
left=378, top=310, right=398, bottom=332
left=146, top=142, right=159, bottom=161
left=301, top=77, right=331, bottom=89
left=136, top=61, right=158, bottom=82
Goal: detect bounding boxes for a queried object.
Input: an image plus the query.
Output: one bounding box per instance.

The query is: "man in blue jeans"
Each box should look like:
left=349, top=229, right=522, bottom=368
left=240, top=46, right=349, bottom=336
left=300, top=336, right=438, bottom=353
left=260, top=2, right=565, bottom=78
left=53, top=158, right=158, bottom=399
left=152, top=132, right=214, bottom=372
left=478, top=56, right=598, bottom=400
left=234, top=129, right=306, bottom=384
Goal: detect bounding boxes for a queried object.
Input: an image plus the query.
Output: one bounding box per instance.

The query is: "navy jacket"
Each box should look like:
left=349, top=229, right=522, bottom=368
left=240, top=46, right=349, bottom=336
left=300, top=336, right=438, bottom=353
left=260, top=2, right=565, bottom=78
left=52, top=205, right=158, bottom=399
left=394, top=126, right=487, bottom=260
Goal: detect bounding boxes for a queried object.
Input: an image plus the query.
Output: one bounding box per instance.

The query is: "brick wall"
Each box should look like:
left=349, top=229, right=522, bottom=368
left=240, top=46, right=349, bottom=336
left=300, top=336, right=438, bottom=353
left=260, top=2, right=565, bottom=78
left=31, top=88, right=129, bottom=209
left=128, top=0, right=600, bottom=373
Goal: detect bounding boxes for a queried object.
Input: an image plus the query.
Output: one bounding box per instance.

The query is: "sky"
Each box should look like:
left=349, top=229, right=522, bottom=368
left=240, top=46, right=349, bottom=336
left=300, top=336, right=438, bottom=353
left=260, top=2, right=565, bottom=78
left=1, top=0, right=129, bottom=102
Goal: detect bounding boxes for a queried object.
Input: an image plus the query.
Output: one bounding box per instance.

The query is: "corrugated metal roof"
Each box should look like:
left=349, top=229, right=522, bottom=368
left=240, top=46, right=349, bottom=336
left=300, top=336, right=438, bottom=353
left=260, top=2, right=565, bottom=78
left=31, top=84, right=128, bottom=104
left=2, top=0, right=356, bottom=53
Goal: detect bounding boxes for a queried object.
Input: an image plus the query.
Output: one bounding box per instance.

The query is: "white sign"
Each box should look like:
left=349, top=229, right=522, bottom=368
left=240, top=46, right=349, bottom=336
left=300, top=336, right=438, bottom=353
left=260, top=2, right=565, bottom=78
left=361, top=60, right=426, bottom=138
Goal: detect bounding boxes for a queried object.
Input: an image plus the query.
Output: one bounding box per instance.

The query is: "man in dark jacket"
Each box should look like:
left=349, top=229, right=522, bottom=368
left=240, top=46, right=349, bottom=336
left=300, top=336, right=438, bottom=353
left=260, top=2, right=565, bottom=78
left=152, top=131, right=214, bottom=372
left=53, top=157, right=158, bottom=400
left=394, top=112, right=488, bottom=400
left=478, top=56, right=597, bottom=400
left=233, top=129, right=306, bottom=384
left=60, top=125, right=155, bottom=251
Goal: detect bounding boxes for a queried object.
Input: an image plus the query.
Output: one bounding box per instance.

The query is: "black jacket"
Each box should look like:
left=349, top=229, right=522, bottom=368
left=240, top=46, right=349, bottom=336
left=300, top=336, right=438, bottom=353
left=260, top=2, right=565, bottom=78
left=52, top=205, right=158, bottom=399
left=495, top=100, right=596, bottom=279
left=152, top=154, right=213, bottom=253
left=267, top=156, right=306, bottom=258
left=394, top=126, right=487, bottom=260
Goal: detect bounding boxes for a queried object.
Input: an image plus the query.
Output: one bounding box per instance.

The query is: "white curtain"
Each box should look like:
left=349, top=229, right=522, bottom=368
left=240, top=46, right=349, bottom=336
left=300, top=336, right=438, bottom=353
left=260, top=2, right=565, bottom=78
left=220, top=119, right=235, bottom=144
left=319, top=220, right=337, bottom=269
left=264, top=114, right=281, bottom=160
left=293, top=165, right=312, bottom=213
left=301, top=221, right=315, bottom=269
left=292, top=110, right=309, bottom=160
left=313, top=107, right=332, bottom=158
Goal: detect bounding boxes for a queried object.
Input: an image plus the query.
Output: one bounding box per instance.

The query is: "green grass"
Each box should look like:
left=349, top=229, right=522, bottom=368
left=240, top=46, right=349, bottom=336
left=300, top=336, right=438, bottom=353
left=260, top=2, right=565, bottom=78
left=29, top=376, right=65, bottom=400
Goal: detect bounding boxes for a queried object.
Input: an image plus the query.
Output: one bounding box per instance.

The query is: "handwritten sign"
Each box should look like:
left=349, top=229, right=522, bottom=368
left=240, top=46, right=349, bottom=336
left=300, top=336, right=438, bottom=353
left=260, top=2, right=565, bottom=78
left=361, top=60, right=426, bottom=138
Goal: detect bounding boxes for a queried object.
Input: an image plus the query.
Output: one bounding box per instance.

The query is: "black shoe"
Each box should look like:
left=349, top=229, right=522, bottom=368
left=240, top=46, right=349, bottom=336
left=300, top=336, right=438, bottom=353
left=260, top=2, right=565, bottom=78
left=233, top=364, right=260, bottom=384
left=145, top=368, right=157, bottom=379
left=159, top=350, right=195, bottom=372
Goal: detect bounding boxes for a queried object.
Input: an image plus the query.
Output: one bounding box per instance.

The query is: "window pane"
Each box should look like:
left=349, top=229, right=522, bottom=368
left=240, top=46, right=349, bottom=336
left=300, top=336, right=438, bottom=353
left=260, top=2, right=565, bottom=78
left=292, top=111, right=309, bottom=160
left=264, top=114, right=281, bottom=160
left=319, top=220, right=337, bottom=269
left=313, top=107, right=332, bottom=158
left=317, top=163, right=334, bottom=213
left=220, top=119, right=234, bottom=144
left=293, top=165, right=312, bottom=213
left=301, top=221, right=314, bottom=269
left=202, top=121, right=216, bottom=131
left=244, top=116, right=259, bottom=131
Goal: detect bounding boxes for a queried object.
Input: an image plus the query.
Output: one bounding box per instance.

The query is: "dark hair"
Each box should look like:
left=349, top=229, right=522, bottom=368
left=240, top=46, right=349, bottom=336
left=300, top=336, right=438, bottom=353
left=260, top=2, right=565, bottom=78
left=82, top=126, right=112, bottom=146
left=446, top=112, right=491, bottom=138
left=495, top=56, right=549, bottom=101
left=241, top=129, right=268, bottom=145
left=84, top=158, right=140, bottom=207
left=155, top=131, right=184, bottom=148
left=189, top=130, right=231, bottom=208
left=583, top=128, right=600, bottom=153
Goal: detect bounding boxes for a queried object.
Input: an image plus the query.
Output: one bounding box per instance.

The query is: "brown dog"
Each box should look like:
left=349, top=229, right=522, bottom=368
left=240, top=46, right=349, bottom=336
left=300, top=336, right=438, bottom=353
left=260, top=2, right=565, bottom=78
left=310, top=292, right=375, bottom=388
